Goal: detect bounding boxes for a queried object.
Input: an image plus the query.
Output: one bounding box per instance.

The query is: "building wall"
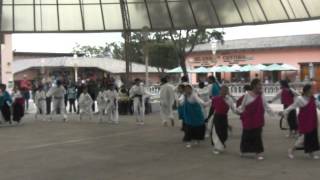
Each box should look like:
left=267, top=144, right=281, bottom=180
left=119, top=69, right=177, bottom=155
left=186, top=47, right=320, bottom=84
left=1, top=34, right=14, bottom=87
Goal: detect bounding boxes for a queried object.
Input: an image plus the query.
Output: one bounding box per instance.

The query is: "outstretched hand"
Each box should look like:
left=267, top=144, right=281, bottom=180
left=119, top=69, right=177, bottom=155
left=278, top=111, right=284, bottom=117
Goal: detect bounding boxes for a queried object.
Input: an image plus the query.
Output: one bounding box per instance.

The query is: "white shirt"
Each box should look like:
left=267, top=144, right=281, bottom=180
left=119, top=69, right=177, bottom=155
left=97, top=91, right=108, bottom=106
left=237, top=92, right=274, bottom=115
left=180, top=92, right=211, bottom=107
left=129, top=85, right=146, bottom=98
left=47, top=86, right=66, bottom=98
left=160, top=83, right=176, bottom=106
left=35, top=90, right=46, bottom=104
left=196, top=87, right=210, bottom=102
left=214, top=95, right=237, bottom=113
left=284, top=96, right=320, bottom=116
left=79, top=93, right=93, bottom=107
left=270, top=88, right=300, bottom=103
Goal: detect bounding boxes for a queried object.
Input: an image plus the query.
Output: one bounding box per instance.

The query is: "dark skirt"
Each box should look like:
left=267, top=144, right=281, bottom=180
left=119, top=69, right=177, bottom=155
left=241, top=127, right=264, bottom=154
left=13, top=103, right=24, bottom=122
left=284, top=105, right=298, bottom=131
left=183, top=124, right=206, bottom=142
left=303, top=129, right=320, bottom=153
left=1, top=103, right=11, bottom=122
left=118, top=100, right=129, bottom=115
left=212, top=113, right=228, bottom=146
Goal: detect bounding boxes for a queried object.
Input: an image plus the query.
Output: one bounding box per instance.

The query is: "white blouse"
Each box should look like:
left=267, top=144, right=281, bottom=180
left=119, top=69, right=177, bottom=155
left=181, top=92, right=211, bottom=107
left=284, top=96, right=320, bottom=116
left=237, top=92, right=274, bottom=115
left=270, top=88, right=300, bottom=103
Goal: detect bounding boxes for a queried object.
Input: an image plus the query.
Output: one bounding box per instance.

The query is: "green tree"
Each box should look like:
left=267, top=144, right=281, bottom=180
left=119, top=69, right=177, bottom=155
left=72, top=43, right=110, bottom=57
left=163, top=29, right=224, bottom=75
left=148, top=43, right=178, bottom=73
left=72, top=29, right=224, bottom=76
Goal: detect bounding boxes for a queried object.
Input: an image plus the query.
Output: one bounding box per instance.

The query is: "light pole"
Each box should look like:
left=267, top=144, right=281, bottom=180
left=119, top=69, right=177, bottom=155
left=40, top=59, right=45, bottom=83
left=74, top=63, right=78, bottom=83
left=142, top=26, right=149, bottom=87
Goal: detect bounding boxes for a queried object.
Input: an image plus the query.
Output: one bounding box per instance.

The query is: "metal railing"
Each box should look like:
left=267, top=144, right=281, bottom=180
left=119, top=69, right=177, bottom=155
left=147, top=82, right=308, bottom=97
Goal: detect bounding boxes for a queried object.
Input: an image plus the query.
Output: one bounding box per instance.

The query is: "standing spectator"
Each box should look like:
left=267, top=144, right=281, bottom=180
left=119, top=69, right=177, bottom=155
left=46, top=80, right=67, bottom=122
left=67, top=83, right=77, bottom=113
left=0, top=84, right=12, bottom=124
left=19, top=75, right=32, bottom=110
left=159, top=77, right=176, bottom=127
left=87, top=79, right=98, bottom=112
left=12, top=86, right=25, bottom=124
left=63, top=82, right=68, bottom=109
left=118, top=85, right=130, bottom=115
left=76, top=81, right=85, bottom=114
left=34, top=85, right=47, bottom=120
left=44, top=82, right=52, bottom=115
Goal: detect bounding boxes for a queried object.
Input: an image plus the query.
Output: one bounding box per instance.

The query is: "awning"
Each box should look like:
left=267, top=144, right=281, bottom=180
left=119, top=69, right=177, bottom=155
left=191, top=66, right=209, bottom=73
left=1, top=0, right=320, bottom=33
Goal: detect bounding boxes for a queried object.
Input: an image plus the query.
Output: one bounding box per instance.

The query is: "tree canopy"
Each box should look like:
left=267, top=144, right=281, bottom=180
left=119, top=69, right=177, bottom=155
left=73, top=29, right=224, bottom=76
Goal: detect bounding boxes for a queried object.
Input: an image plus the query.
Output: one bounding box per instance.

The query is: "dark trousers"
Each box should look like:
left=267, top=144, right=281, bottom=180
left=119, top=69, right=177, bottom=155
left=46, top=97, right=52, bottom=115
left=69, top=99, right=77, bottom=113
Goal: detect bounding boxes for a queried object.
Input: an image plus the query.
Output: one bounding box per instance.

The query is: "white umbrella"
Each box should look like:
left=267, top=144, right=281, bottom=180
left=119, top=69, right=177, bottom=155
left=253, top=64, right=267, bottom=71
left=167, top=66, right=190, bottom=73
left=191, top=66, right=210, bottom=73
left=229, top=64, right=242, bottom=72
left=281, top=64, right=298, bottom=71
left=264, top=63, right=287, bottom=71
left=240, top=64, right=254, bottom=72
left=209, top=66, right=220, bottom=72
left=215, top=65, right=232, bottom=72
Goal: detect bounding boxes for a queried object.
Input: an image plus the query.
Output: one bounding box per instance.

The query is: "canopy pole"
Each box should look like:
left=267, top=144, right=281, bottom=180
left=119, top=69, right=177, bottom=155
left=120, top=0, right=132, bottom=87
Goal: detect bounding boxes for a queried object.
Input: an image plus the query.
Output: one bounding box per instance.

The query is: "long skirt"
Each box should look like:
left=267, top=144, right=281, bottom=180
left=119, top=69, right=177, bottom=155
left=295, top=129, right=320, bottom=153
left=13, top=103, right=24, bottom=122
left=183, top=124, right=206, bottom=142
left=241, top=127, right=264, bottom=154
left=212, top=114, right=228, bottom=147
left=284, top=105, right=298, bottom=131
left=1, top=103, right=11, bottom=122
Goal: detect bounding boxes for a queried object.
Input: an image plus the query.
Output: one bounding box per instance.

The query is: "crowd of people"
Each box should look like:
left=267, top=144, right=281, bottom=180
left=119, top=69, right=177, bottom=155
left=0, top=74, right=153, bottom=125
left=159, top=75, right=320, bottom=160
left=1, top=73, right=320, bottom=161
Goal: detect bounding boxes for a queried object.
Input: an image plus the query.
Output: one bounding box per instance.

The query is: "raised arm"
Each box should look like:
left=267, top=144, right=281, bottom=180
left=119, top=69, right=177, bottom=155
left=262, top=95, right=275, bottom=116
left=290, top=88, right=300, bottom=97
left=283, top=96, right=305, bottom=116
left=237, top=94, right=249, bottom=113
left=194, top=93, right=211, bottom=107
left=226, top=96, right=237, bottom=114
left=269, top=90, right=281, bottom=103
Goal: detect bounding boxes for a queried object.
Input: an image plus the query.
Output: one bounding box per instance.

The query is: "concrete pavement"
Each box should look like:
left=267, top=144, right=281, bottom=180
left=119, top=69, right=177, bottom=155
left=0, top=108, right=320, bottom=180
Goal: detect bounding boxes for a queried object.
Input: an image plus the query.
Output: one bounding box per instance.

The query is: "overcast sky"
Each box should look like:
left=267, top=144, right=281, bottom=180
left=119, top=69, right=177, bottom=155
left=12, top=20, right=320, bottom=53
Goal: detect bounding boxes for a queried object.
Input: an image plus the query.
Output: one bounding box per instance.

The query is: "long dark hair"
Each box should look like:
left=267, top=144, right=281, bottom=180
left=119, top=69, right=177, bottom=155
left=250, top=79, right=261, bottom=90
left=280, top=80, right=293, bottom=97
left=302, top=84, right=312, bottom=96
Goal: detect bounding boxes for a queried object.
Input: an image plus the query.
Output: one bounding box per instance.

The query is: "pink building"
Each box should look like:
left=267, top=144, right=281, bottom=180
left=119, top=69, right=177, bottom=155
left=186, top=34, right=320, bottom=89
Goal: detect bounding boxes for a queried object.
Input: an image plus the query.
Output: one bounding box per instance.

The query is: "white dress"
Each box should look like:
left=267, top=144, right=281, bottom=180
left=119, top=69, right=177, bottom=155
left=160, top=83, right=176, bottom=123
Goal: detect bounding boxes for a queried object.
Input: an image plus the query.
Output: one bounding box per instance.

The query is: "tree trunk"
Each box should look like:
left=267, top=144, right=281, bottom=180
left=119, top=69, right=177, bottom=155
left=179, top=54, right=187, bottom=77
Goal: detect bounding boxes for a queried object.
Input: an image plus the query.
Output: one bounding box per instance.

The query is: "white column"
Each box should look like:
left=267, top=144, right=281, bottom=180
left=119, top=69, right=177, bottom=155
left=74, top=67, right=78, bottom=82
left=1, top=34, right=14, bottom=88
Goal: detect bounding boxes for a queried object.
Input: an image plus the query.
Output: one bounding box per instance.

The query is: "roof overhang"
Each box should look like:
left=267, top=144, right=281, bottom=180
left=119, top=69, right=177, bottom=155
left=1, top=0, right=320, bottom=33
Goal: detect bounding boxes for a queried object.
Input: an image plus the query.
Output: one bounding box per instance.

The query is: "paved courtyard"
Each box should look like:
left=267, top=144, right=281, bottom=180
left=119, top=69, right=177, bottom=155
left=1, top=107, right=320, bottom=180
